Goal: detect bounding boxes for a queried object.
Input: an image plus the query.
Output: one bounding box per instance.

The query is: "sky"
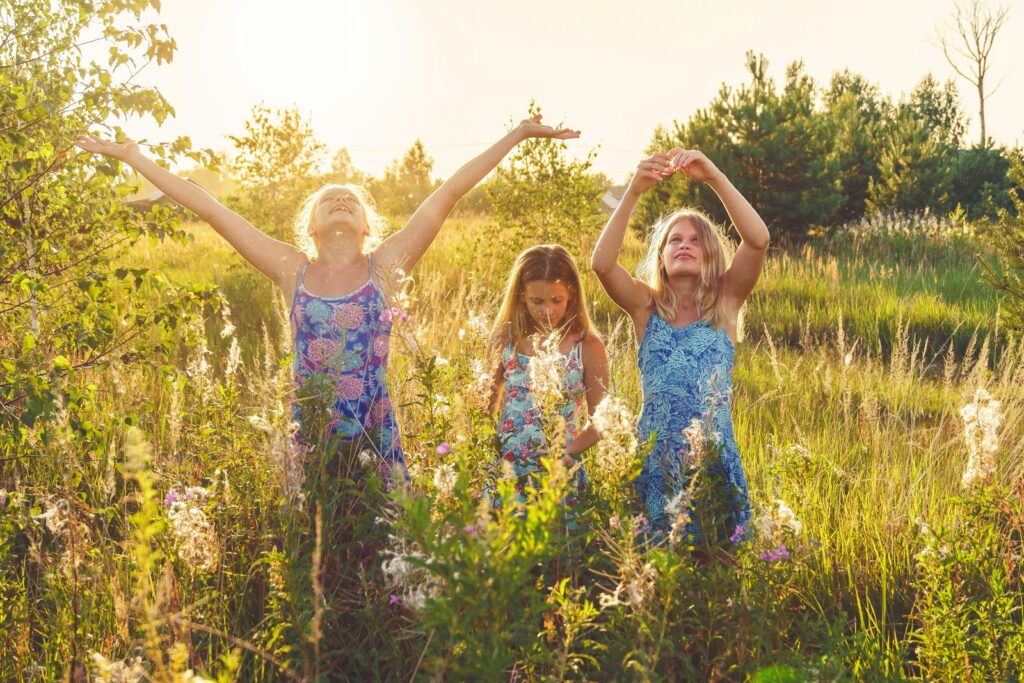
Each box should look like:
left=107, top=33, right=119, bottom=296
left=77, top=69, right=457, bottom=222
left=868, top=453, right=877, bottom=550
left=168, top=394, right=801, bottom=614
left=123, top=0, right=1024, bottom=183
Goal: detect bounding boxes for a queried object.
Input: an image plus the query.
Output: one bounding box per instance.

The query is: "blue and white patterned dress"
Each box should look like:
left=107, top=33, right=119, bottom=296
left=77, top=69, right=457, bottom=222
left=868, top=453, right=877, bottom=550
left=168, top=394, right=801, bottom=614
left=634, top=313, right=751, bottom=537
left=487, top=340, right=588, bottom=512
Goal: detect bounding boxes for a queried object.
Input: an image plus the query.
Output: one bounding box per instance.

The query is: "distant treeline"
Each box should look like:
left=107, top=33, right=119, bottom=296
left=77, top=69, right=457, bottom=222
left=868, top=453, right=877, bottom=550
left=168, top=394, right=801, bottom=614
left=635, top=52, right=1020, bottom=241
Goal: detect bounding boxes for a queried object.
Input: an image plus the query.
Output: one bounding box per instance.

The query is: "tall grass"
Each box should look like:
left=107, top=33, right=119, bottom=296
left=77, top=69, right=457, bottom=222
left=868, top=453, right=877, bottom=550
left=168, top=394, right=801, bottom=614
left=2, top=212, right=1021, bottom=680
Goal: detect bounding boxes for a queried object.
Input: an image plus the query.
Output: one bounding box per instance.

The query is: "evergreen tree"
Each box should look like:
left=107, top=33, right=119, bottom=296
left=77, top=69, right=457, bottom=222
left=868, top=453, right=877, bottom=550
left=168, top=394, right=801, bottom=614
left=637, top=52, right=843, bottom=242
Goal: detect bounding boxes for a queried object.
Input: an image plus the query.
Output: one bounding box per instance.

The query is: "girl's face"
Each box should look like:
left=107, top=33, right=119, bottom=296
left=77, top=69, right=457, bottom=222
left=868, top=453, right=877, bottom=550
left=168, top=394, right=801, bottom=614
left=312, top=188, right=368, bottom=245
left=661, top=219, right=702, bottom=279
left=521, top=280, right=572, bottom=333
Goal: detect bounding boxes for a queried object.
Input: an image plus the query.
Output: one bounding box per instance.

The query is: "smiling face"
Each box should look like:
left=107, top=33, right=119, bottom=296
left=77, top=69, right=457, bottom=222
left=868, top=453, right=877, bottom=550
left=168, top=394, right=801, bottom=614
left=311, top=187, right=368, bottom=246
left=660, top=218, right=703, bottom=279
left=521, top=279, right=572, bottom=333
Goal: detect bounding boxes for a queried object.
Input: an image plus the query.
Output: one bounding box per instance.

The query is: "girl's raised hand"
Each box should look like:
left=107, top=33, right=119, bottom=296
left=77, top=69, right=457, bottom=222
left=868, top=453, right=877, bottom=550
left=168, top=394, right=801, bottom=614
left=74, top=134, right=139, bottom=162
left=515, top=114, right=580, bottom=141
left=625, top=152, right=674, bottom=197
left=671, top=149, right=723, bottom=184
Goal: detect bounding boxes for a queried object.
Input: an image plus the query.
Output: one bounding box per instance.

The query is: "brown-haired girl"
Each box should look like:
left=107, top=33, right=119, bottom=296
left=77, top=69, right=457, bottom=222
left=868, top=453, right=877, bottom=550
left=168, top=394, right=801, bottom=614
left=485, top=244, right=609, bottom=513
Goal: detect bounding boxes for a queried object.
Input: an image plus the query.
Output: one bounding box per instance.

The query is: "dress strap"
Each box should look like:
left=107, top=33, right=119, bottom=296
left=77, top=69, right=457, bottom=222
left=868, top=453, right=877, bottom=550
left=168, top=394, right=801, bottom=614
left=289, top=260, right=311, bottom=319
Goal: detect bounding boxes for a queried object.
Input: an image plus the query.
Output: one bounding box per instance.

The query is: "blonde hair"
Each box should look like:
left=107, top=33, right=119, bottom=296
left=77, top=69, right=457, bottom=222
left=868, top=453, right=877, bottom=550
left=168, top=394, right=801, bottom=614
left=490, top=245, right=597, bottom=352
left=293, top=183, right=388, bottom=258
left=636, top=208, right=735, bottom=330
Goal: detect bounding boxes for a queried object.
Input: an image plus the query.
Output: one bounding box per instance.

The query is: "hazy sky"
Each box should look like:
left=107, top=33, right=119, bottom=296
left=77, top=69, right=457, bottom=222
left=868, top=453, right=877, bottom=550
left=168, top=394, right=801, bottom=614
left=125, top=0, right=1023, bottom=182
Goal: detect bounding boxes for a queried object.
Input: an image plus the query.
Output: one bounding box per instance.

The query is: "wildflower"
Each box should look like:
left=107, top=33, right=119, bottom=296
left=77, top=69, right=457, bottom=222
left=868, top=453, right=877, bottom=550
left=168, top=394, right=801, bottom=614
left=730, top=524, right=746, bottom=544
left=528, top=331, right=565, bottom=410
left=463, top=524, right=478, bottom=535
left=219, top=303, right=236, bottom=339
left=625, top=562, right=657, bottom=606
left=754, top=498, right=802, bottom=546
left=224, top=336, right=242, bottom=378
left=631, top=515, right=649, bottom=534
left=435, top=442, right=451, bottom=456
left=163, top=490, right=181, bottom=507
left=664, top=490, right=689, bottom=519
left=379, top=306, right=408, bottom=324
left=389, top=593, right=400, bottom=606
left=358, top=449, right=375, bottom=467
left=166, top=489, right=220, bottom=573
left=404, top=585, right=429, bottom=610
left=382, top=555, right=411, bottom=584
left=759, top=543, right=790, bottom=563
left=681, top=418, right=706, bottom=462
left=90, top=652, right=145, bottom=683
left=960, top=387, right=1002, bottom=489
left=35, top=498, right=70, bottom=535
left=609, top=515, right=621, bottom=530
left=432, top=464, right=457, bottom=497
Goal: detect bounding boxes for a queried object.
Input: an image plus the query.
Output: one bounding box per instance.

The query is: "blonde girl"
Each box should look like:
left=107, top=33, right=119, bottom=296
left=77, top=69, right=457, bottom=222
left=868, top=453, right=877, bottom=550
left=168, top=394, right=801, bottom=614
left=591, top=149, right=770, bottom=539
left=76, top=116, right=579, bottom=482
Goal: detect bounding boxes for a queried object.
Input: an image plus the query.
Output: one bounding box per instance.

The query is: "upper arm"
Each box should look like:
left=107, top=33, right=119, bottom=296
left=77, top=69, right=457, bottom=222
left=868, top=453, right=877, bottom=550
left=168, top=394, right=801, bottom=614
left=372, top=185, right=454, bottom=274
left=593, top=263, right=654, bottom=319
left=581, top=335, right=609, bottom=415
left=204, top=207, right=307, bottom=288
left=721, top=240, right=767, bottom=312
left=486, top=341, right=507, bottom=416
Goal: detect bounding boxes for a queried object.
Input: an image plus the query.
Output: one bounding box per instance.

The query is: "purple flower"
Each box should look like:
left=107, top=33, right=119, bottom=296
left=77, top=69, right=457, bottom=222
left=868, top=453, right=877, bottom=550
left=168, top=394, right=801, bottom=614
left=389, top=593, right=400, bottom=606
left=730, top=524, right=746, bottom=544
left=163, top=489, right=180, bottom=507
left=379, top=307, right=408, bottom=324
left=631, top=515, right=649, bottom=533
left=609, top=515, right=621, bottom=530
left=463, top=524, right=478, bottom=535
left=436, top=442, right=451, bottom=456
left=760, top=543, right=790, bottom=563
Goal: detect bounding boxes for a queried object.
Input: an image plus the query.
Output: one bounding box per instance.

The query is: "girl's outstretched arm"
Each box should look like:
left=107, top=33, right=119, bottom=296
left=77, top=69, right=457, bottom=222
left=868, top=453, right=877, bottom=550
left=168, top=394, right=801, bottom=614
left=74, top=135, right=305, bottom=286
left=672, top=150, right=769, bottom=310
left=373, top=116, right=579, bottom=274
left=590, top=152, right=673, bottom=318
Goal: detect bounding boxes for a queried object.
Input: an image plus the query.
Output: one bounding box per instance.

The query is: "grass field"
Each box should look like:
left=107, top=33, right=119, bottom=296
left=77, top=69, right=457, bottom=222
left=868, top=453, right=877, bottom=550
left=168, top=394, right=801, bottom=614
left=3, top=211, right=1021, bottom=680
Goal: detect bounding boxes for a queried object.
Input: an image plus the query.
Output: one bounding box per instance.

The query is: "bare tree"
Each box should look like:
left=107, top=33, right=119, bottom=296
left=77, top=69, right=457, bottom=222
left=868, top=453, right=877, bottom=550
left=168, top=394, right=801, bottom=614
left=938, top=0, right=1011, bottom=147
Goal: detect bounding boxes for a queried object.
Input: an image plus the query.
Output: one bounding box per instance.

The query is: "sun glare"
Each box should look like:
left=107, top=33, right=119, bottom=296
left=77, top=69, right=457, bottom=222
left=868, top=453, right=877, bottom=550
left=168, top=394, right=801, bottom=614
left=227, top=0, right=377, bottom=108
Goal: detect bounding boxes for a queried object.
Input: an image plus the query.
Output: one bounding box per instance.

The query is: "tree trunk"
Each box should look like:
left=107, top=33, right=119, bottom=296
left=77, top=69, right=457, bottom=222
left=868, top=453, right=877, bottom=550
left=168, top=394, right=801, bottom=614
left=978, top=76, right=986, bottom=148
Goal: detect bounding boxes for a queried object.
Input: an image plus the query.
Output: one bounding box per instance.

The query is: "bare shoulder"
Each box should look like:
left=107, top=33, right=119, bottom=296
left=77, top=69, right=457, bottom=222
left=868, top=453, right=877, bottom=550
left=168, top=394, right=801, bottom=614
left=278, top=254, right=311, bottom=307
left=580, top=331, right=609, bottom=366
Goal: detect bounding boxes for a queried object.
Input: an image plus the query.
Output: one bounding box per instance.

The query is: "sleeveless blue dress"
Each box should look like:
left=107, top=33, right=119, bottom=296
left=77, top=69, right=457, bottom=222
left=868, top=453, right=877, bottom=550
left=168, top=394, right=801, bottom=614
left=634, top=313, right=751, bottom=538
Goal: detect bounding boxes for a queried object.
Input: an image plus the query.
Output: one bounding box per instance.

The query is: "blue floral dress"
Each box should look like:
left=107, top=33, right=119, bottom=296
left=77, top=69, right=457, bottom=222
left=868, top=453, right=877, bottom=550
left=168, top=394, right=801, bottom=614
left=289, top=258, right=405, bottom=482
left=488, top=339, right=589, bottom=512
left=634, top=313, right=751, bottom=537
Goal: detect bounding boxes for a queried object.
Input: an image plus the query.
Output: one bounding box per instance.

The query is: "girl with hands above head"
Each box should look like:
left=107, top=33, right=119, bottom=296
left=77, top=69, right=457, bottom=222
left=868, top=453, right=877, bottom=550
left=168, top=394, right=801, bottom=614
left=590, top=148, right=770, bottom=542
left=75, top=115, right=580, bottom=485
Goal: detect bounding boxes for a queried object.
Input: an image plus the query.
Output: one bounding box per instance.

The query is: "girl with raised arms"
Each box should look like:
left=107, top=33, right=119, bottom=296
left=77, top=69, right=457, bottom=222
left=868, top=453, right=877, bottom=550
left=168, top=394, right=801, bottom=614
left=76, top=116, right=579, bottom=483
left=590, top=149, right=770, bottom=540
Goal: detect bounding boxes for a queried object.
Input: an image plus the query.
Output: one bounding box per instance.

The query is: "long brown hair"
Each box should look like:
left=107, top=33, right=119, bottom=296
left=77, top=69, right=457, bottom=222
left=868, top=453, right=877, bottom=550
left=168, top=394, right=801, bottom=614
left=490, top=244, right=597, bottom=351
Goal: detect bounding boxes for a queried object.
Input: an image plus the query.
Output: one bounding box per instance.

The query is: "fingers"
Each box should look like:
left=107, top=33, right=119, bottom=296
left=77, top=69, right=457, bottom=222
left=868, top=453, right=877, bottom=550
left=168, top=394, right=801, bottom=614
left=639, top=155, right=674, bottom=177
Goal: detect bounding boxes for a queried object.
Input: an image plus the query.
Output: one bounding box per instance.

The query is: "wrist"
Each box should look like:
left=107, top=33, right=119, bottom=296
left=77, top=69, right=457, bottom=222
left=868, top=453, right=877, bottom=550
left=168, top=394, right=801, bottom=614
left=121, top=147, right=145, bottom=167
left=623, top=184, right=644, bottom=201
left=705, top=168, right=728, bottom=188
